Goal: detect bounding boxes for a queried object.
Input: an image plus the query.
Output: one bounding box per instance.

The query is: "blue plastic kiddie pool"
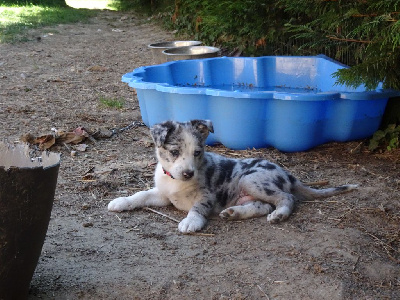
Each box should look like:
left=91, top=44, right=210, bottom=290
left=122, top=55, right=398, bottom=152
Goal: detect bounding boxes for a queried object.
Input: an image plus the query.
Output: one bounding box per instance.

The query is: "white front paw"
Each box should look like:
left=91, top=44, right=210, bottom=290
left=178, top=213, right=206, bottom=233
left=108, top=197, right=131, bottom=212
left=267, top=207, right=290, bottom=223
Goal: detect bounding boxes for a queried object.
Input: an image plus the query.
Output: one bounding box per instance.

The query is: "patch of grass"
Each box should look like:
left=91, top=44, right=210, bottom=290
left=0, top=3, right=97, bottom=43
left=106, top=0, right=172, bottom=14
left=66, top=0, right=119, bottom=10
left=99, top=96, right=125, bottom=109
left=1, top=1, right=68, bottom=6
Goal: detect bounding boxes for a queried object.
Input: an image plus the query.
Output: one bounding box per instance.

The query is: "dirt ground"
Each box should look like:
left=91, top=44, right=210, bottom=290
left=1, top=10, right=399, bottom=300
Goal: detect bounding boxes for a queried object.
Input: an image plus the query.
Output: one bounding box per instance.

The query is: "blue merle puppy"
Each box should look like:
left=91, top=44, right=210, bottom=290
left=108, top=120, right=357, bottom=233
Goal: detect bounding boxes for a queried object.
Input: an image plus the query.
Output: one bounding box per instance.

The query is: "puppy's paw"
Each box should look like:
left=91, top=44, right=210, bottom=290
left=267, top=207, right=290, bottom=224
left=178, top=213, right=206, bottom=233
left=108, top=197, right=132, bottom=212
left=219, top=208, right=237, bottom=220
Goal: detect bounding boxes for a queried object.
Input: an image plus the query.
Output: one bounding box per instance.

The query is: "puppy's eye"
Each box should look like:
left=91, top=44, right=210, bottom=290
left=194, top=150, right=201, bottom=157
left=170, top=150, right=180, bottom=157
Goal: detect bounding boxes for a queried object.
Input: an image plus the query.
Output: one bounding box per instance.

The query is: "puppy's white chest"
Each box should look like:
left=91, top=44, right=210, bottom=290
left=156, top=176, right=200, bottom=211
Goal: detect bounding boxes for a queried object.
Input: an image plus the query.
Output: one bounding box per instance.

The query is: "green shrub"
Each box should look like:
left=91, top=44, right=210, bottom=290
left=170, top=0, right=290, bottom=56
left=280, top=0, right=400, bottom=90
left=161, top=0, right=400, bottom=90
left=369, top=124, right=400, bottom=151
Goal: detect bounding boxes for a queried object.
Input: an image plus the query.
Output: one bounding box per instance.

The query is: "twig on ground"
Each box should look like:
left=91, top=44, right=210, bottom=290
left=272, top=226, right=290, bottom=232
left=364, top=231, right=399, bottom=254
left=386, top=253, right=400, bottom=264
left=144, top=207, right=180, bottom=223
left=181, top=232, right=215, bottom=237
left=63, top=142, right=71, bottom=151
left=303, top=200, right=339, bottom=203
left=353, top=255, right=361, bottom=271
left=364, top=231, right=400, bottom=264
left=306, top=180, right=330, bottom=186
left=143, top=208, right=217, bottom=236
left=257, top=285, right=270, bottom=299
left=350, top=141, right=364, bottom=154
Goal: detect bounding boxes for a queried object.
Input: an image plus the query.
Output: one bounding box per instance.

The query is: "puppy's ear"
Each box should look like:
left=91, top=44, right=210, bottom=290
left=150, top=121, right=177, bottom=147
left=190, top=119, right=214, bottom=139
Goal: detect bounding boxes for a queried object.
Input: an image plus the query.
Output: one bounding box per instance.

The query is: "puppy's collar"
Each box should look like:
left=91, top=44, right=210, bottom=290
left=162, top=167, right=175, bottom=179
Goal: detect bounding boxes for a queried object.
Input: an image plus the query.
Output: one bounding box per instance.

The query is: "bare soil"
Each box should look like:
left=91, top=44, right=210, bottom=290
left=1, top=10, right=399, bottom=300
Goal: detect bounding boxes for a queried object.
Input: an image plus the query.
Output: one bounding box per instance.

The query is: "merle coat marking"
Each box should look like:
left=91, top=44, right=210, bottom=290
left=108, top=120, right=358, bottom=233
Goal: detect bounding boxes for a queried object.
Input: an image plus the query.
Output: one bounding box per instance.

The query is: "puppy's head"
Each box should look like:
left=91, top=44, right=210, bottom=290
left=150, top=120, right=214, bottom=181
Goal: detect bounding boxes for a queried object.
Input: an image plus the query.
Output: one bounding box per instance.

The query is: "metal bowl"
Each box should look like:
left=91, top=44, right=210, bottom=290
left=162, top=46, right=221, bottom=62
left=148, top=41, right=202, bottom=64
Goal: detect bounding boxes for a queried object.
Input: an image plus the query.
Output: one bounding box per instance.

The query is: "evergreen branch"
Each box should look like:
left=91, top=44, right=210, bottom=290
left=351, top=12, right=399, bottom=18
left=351, top=14, right=377, bottom=17
left=326, top=35, right=372, bottom=43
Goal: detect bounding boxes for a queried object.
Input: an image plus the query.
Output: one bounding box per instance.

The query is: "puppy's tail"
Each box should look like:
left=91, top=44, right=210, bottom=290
left=292, top=182, right=358, bottom=201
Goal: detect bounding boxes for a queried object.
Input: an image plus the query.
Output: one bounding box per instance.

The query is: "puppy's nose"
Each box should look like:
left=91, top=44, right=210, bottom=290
left=182, top=170, right=194, bottom=179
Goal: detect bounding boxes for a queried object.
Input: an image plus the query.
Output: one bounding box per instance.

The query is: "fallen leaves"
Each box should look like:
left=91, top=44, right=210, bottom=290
left=21, top=127, right=89, bottom=150
left=36, top=134, right=56, bottom=148
left=56, top=127, right=89, bottom=144
left=20, top=122, right=146, bottom=152
left=87, top=65, right=108, bottom=72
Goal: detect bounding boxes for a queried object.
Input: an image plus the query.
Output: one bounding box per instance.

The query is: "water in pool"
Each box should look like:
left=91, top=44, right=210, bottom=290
left=177, top=83, right=321, bottom=93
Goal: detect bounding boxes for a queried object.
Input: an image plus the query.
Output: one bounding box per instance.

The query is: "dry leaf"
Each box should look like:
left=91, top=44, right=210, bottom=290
left=313, top=264, right=325, bottom=274
left=87, top=65, right=108, bottom=72
left=57, top=127, right=89, bottom=144
left=34, top=134, right=56, bottom=150
left=73, top=144, right=88, bottom=152
left=141, top=138, right=154, bottom=148
left=92, top=127, right=113, bottom=139
left=58, top=132, right=84, bottom=144
left=74, top=127, right=89, bottom=137
left=46, top=78, right=65, bottom=83
left=20, top=133, right=36, bottom=144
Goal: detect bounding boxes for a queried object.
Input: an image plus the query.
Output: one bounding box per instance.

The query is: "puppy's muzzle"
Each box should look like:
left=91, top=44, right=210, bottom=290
left=182, top=170, right=194, bottom=180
